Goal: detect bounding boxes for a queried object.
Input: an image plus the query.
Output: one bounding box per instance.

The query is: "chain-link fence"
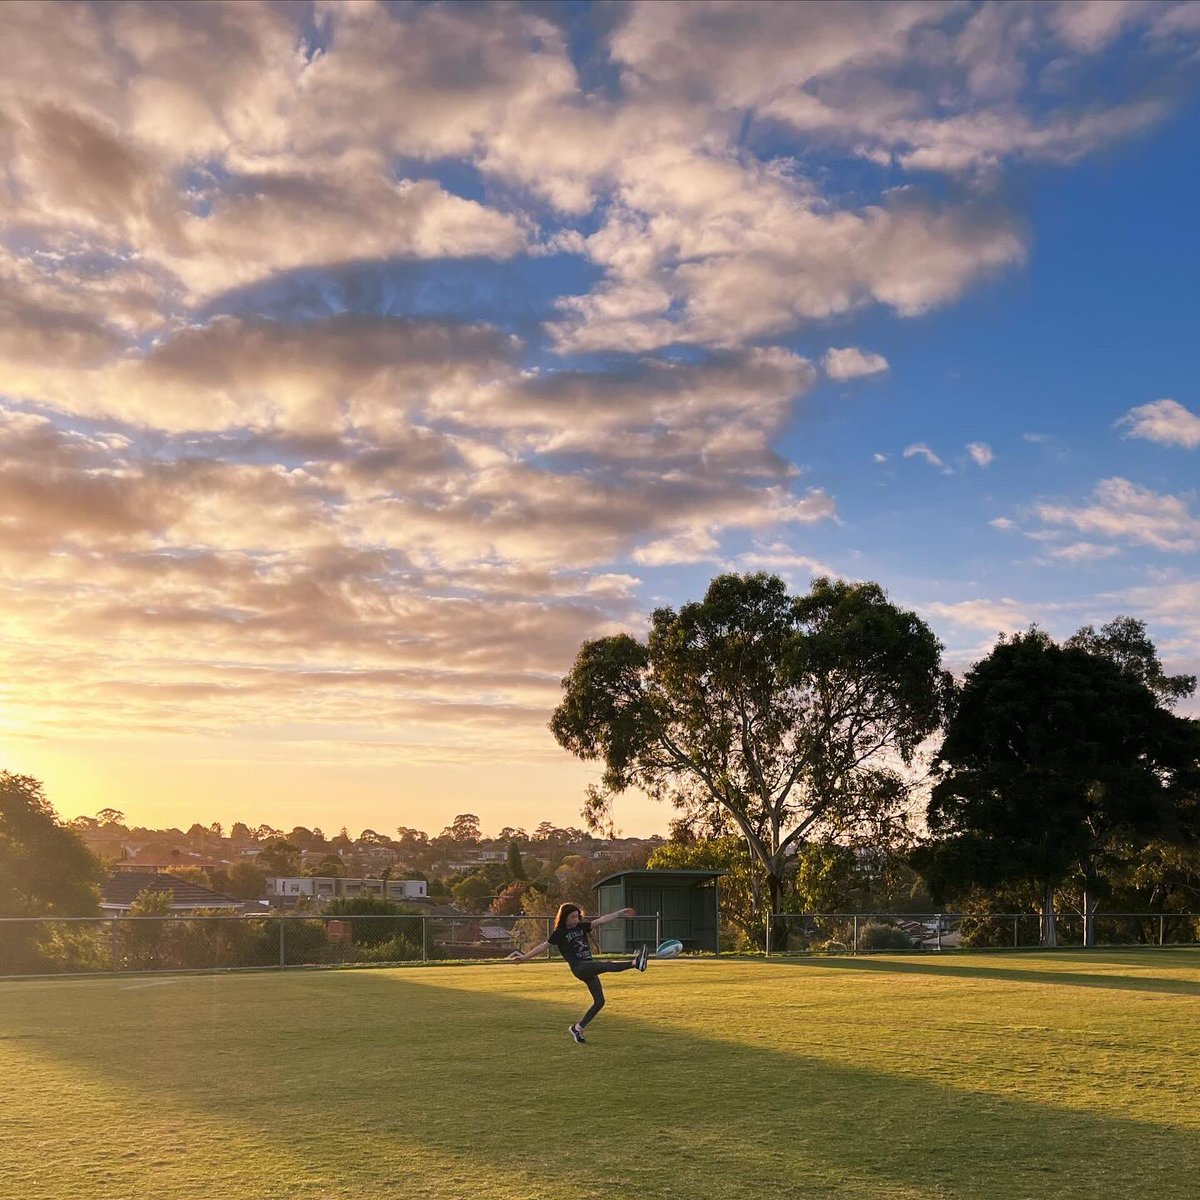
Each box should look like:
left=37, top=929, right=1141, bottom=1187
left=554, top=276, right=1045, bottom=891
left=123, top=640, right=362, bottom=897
left=765, top=912, right=1200, bottom=954
left=0, top=913, right=566, bottom=979
left=7, top=910, right=1198, bottom=978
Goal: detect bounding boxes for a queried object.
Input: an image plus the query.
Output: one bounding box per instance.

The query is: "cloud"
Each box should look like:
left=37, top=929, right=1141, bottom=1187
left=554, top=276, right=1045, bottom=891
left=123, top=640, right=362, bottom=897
left=1117, top=399, right=1200, bottom=449
left=873, top=453, right=889, bottom=464
left=166, top=169, right=529, bottom=301
left=967, top=441, right=994, bottom=467
left=736, top=542, right=841, bottom=581
left=2, top=0, right=1197, bottom=772
left=1047, top=541, right=1121, bottom=563
left=990, top=516, right=1016, bottom=530
left=903, top=442, right=945, bottom=468
left=552, top=170, right=1027, bottom=351
left=924, top=597, right=1032, bottom=632
left=0, top=314, right=518, bottom=434
left=1035, top=477, right=1200, bottom=553
left=823, top=347, right=890, bottom=380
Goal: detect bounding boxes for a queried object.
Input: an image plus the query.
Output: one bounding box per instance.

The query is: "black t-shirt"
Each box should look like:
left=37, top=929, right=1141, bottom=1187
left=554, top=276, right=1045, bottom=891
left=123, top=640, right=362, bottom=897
left=548, top=920, right=593, bottom=967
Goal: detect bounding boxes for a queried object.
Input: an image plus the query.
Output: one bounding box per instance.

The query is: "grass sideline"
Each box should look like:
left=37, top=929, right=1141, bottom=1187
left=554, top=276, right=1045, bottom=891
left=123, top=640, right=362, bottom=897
left=3, top=951, right=1199, bottom=1200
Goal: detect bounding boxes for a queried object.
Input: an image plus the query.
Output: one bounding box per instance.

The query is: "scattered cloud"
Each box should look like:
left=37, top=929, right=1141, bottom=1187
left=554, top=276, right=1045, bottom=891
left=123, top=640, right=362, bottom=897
left=924, top=597, right=1032, bottom=632
left=823, top=346, right=890, bottom=380
left=1047, top=541, right=1121, bottom=563
left=1035, top=477, right=1200, bottom=553
left=736, top=542, right=841, bottom=581
left=967, top=441, right=994, bottom=467
left=990, top=516, right=1016, bottom=530
left=1, top=0, right=1197, bottom=779
left=1117, top=398, right=1200, bottom=449
left=903, top=443, right=946, bottom=469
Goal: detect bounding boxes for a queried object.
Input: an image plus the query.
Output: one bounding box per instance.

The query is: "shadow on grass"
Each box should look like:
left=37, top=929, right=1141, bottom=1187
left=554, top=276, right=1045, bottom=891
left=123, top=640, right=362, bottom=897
left=777, top=951, right=1200, bottom=996
left=6, top=966, right=1200, bottom=1200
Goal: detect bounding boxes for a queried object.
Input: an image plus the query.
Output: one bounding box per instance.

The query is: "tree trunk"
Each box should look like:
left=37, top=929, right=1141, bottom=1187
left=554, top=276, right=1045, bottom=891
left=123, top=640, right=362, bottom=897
left=1082, top=882, right=1095, bottom=948
left=767, top=871, right=789, bottom=951
left=1041, top=883, right=1058, bottom=948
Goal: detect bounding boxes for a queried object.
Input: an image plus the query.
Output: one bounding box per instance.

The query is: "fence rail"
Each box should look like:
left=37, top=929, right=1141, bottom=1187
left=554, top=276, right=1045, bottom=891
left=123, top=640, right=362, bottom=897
left=0, top=913, right=666, bottom=980
left=764, top=912, right=1200, bottom=955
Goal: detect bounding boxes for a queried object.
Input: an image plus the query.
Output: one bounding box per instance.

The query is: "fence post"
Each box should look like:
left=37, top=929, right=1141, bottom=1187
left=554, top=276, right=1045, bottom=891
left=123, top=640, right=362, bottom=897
left=110, top=919, right=119, bottom=973
left=278, top=917, right=285, bottom=969
left=936, top=914, right=942, bottom=952
left=1159, top=914, right=1165, bottom=946
left=853, top=915, right=858, bottom=954
left=765, top=913, right=771, bottom=957
left=1013, top=916, right=1019, bottom=948
left=545, top=917, right=552, bottom=959
left=422, top=916, right=427, bottom=963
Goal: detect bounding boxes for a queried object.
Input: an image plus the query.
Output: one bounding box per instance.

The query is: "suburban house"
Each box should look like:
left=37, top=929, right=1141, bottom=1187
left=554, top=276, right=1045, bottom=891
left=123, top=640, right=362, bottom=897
left=446, top=849, right=507, bottom=872
left=100, top=872, right=242, bottom=915
left=113, top=848, right=226, bottom=874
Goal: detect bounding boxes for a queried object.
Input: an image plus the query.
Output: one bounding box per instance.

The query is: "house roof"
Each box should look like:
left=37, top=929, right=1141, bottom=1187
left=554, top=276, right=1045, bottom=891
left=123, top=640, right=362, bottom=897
left=592, top=868, right=727, bottom=890
left=101, top=872, right=241, bottom=910
left=114, top=848, right=224, bottom=870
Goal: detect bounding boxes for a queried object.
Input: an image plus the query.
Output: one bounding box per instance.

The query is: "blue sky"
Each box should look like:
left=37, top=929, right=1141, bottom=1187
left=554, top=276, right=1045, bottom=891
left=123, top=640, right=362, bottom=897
left=1, top=1, right=1198, bottom=836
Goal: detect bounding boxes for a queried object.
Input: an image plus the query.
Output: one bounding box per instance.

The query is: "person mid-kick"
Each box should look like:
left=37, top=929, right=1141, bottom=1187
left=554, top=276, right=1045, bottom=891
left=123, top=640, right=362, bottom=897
left=509, top=903, right=647, bottom=1043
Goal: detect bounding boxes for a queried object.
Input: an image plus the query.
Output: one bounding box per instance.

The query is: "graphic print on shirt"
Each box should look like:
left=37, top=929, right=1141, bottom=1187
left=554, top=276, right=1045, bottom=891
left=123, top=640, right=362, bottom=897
left=549, top=921, right=593, bottom=966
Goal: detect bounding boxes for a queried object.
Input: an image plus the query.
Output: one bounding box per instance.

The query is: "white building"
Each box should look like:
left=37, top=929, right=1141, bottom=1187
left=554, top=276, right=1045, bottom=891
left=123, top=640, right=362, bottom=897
left=266, top=877, right=427, bottom=902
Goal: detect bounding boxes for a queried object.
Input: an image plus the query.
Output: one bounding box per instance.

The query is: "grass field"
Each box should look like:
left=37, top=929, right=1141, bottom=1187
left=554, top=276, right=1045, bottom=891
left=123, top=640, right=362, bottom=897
left=3, top=951, right=1199, bottom=1200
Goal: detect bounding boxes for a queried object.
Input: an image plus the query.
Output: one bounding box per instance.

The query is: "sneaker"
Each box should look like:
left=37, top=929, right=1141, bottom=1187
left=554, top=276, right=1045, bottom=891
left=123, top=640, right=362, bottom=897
left=569, top=1023, right=586, bottom=1044
left=636, top=945, right=649, bottom=972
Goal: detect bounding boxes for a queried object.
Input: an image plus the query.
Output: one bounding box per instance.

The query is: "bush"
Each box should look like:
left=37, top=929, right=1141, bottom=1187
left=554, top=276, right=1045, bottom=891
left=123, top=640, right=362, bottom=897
left=325, top=895, right=421, bottom=946
left=351, top=933, right=429, bottom=964
left=857, top=921, right=913, bottom=951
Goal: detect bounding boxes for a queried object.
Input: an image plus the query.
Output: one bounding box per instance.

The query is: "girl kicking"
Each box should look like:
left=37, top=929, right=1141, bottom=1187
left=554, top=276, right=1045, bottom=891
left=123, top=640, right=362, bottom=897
left=509, top=903, right=648, bottom=1043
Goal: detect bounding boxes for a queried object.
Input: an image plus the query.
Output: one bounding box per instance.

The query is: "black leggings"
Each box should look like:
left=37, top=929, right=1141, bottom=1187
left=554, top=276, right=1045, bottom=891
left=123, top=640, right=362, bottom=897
left=571, top=960, right=636, bottom=1027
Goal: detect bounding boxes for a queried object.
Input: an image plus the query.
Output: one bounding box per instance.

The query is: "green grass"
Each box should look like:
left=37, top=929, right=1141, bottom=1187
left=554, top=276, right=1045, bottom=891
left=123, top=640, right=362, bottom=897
left=3, top=951, right=1200, bottom=1200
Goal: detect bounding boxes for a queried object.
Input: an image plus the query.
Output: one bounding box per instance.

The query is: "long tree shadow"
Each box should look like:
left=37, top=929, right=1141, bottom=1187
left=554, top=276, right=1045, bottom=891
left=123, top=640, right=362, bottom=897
left=5, top=967, right=1200, bottom=1200
left=777, top=951, right=1200, bottom=996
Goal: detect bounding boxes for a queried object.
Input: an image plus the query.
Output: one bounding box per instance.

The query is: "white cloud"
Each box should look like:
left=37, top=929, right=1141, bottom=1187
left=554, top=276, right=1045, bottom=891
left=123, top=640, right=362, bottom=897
left=1035, top=477, right=1200, bottom=553
left=967, top=441, right=995, bottom=467
left=1048, top=541, right=1121, bottom=563
left=990, top=516, right=1016, bottom=530
left=903, top=442, right=945, bottom=468
left=823, top=346, right=890, bottom=380
left=1117, top=399, right=1200, bottom=449
left=553, top=167, right=1027, bottom=351
left=925, top=597, right=1031, bottom=632
left=873, top=453, right=889, bottom=464
left=736, top=542, right=840, bottom=581
left=632, top=528, right=721, bottom=567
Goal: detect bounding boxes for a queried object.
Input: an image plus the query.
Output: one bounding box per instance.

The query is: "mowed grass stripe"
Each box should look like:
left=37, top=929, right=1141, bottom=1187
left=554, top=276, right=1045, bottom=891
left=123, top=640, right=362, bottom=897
left=2, top=952, right=1198, bottom=1200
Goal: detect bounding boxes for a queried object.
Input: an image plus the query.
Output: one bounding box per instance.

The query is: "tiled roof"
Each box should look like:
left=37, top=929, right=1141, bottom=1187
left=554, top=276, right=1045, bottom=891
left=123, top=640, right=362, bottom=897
left=101, top=873, right=241, bottom=909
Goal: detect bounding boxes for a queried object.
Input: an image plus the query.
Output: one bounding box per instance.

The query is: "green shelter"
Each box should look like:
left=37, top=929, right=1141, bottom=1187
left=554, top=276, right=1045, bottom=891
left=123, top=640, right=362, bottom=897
left=593, top=869, right=725, bottom=954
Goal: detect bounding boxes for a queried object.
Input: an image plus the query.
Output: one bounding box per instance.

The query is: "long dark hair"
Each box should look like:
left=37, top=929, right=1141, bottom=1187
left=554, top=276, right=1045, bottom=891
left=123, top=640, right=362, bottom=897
left=552, top=903, right=582, bottom=935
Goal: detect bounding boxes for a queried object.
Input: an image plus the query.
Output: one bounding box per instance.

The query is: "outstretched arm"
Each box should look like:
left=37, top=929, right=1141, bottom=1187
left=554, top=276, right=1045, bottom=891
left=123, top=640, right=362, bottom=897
left=589, top=907, right=636, bottom=927
left=509, top=939, right=549, bottom=962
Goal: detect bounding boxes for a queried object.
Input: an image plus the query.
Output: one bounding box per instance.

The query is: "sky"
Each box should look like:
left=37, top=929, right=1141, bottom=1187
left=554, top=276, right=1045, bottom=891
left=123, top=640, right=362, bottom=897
left=2, top=0, right=1199, bottom=839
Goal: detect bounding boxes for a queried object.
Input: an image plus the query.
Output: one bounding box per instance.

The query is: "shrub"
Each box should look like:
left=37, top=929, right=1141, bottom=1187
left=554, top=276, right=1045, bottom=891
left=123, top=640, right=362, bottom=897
left=352, top=933, right=428, bottom=964
left=325, top=895, right=420, bottom=946
left=857, top=921, right=913, bottom=951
